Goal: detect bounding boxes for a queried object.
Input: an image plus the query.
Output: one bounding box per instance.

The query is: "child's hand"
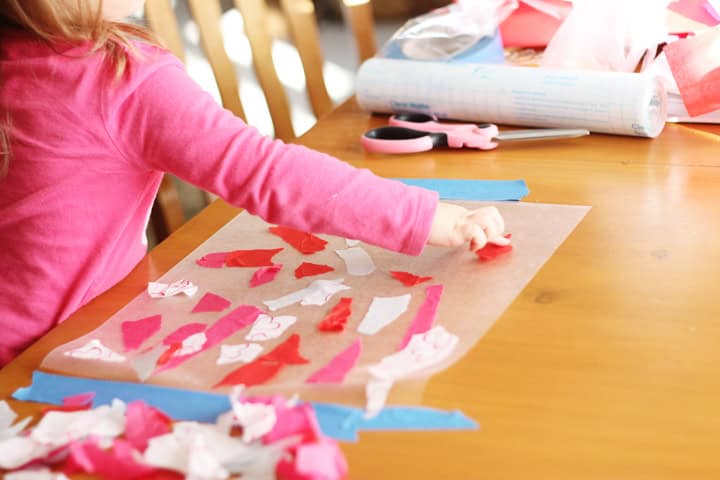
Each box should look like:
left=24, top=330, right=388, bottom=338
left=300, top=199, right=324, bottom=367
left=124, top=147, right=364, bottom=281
left=428, top=203, right=509, bottom=251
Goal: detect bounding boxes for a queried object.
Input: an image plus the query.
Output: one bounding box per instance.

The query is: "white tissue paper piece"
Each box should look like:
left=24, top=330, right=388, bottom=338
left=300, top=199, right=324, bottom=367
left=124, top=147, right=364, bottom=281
left=365, top=326, right=459, bottom=417
left=345, top=239, right=360, bottom=247
left=30, top=399, right=127, bottom=448
left=173, top=332, right=208, bottom=357
left=357, top=294, right=412, bottom=335
left=131, top=343, right=166, bottom=381
left=63, top=339, right=126, bottom=363
left=147, top=279, right=199, bottom=298
left=229, top=399, right=277, bottom=443
left=217, top=343, right=264, bottom=365
left=4, top=468, right=69, bottom=480
left=335, top=247, right=376, bottom=276
left=245, top=315, right=297, bottom=342
left=144, top=421, right=281, bottom=478
left=263, top=278, right=351, bottom=311
left=0, top=400, right=31, bottom=442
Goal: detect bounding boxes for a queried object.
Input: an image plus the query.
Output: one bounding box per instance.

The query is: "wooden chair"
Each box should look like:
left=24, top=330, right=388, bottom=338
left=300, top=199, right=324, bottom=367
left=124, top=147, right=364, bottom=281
left=143, top=0, right=377, bottom=240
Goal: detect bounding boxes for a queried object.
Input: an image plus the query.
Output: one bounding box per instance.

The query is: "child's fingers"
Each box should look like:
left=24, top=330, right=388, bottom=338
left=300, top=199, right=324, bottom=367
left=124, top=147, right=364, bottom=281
left=487, top=234, right=511, bottom=246
left=469, top=224, right=488, bottom=251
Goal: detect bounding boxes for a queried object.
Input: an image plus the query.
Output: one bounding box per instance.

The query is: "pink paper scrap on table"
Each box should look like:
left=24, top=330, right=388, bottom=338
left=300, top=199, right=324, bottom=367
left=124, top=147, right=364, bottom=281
left=250, top=264, right=283, bottom=287
left=306, top=338, right=363, bottom=384
left=397, top=284, right=444, bottom=350
left=190, top=292, right=231, bottom=313
left=121, top=314, right=162, bottom=352
left=161, top=322, right=207, bottom=345
left=665, top=27, right=720, bottom=116
left=195, top=252, right=227, bottom=268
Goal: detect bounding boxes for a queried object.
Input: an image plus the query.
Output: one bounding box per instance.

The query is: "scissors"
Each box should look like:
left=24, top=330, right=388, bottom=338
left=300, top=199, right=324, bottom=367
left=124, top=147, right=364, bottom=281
left=361, top=113, right=590, bottom=154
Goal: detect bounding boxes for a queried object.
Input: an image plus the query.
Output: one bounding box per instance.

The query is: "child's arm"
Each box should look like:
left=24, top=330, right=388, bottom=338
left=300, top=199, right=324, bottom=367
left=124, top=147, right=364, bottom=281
left=104, top=52, right=503, bottom=254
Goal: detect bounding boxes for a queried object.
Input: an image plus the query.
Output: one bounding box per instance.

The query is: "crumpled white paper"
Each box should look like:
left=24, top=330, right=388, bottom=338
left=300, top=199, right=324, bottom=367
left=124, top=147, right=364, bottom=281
left=217, top=343, right=264, bottom=365
left=365, top=326, right=459, bottom=417
left=147, top=279, right=199, bottom=298
left=63, top=339, right=126, bottom=363
left=263, top=278, right=351, bottom=311
left=245, top=315, right=297, bottom=342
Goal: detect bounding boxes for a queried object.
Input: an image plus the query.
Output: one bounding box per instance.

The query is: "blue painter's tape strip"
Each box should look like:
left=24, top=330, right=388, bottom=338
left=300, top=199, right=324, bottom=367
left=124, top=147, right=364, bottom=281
left=396, top=178, right=529, bottom=201
left=13, top=371, right=478, bottom=441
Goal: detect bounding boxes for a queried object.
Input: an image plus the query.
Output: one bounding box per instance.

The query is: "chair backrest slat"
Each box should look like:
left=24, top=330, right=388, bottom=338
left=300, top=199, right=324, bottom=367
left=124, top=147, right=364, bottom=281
left=144, top=0, right=186, bottom=62
left=280, top=0, right=333, bottom=120
left=342, top=0, right=378, bottom=63
left=186, top=0, right=246, bottom=121
left=235, top=0, right=295, bottom=140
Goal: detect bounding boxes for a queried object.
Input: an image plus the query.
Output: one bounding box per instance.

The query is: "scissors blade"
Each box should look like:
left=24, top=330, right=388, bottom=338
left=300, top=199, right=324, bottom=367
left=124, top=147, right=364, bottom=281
left=494, top=128, right=590, bottom=142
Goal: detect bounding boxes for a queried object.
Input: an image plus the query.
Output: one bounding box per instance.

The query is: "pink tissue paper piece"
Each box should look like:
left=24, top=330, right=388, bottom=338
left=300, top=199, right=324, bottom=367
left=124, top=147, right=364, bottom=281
left=156, top=305, right=263, bottom=373
left=264, top=403, right=321, bottom=445
left=398, top=284, right=444, bottom=351
left=665, top=27, right=720, bottom=116
left=306, top=338, right=362, bottom=384
left=250, top=264, right=283, bottom=287
left=63, top=438, right=163, bottom=480
left=669, top=0, right=720, bottom=26
left=162, top=322, right=207, bottom=345
left=191, top=292, right=232, bottom=313
left=124, top=401, right=172, bottom=452
left=196, top=252, right=228, bottom=268
left=276, top=438, right=348, bottom=480
left=121, top=314, right=162, bottom=352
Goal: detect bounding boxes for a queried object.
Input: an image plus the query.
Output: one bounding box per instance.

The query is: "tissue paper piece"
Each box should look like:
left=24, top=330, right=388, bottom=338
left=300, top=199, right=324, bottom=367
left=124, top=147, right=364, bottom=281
left=345, top=239, right=360, bottom=247
left=124, top=401, right=172, bottom=452
left=147, top=280, right=198, bottom=298
left=214, top=334, right=309, bottom=388
left=225, top=248, right=284, bottom=267
left=196, top=252, right=227, bottom=268
left=250, top=264, right=282, bottom=287
left=269, top=226, right=328, bottom=254
left=217, top=343, right=264, bottom=365
left=63, top=438, right=160, bottom=480
left=357, top=294, right=412, bottom=335
left=476, top=234, right=513, bottom=261
left=398, top=285, right=444, bottom=350
left=173, top=332, right=207, bottom=357
left=294, top=262, right=335, bottom=279
left=5, top=468, right=70, bottom=480
left=669, top=0, right=720, bottom=26
left=276, top=437, right=348, bottom=480
left=306, top=339, right=362, bottom=384
left=245, top=315, right=297, bottom=342
left=0, top=400, right=31, bottom=442
left=317, top=297, right=352, bottom=332
left=263, top=278, right=351, bottom=311
left=131, top=345, right=166, bottom=381
left=31, top=401, right=127, bottom=447
left=156, top=305, right=263, bottom=373
left=389, top=271, right=433, bottom=287
left=191, top=292, right=231, bottom=313
left=121, top=314, right=162, bottom=352
left=366, top=326, right=459, bottom=417
left=665, top=27, right=720, bottom=116
left=162, top=323, right=207, bottom=345
left=227, top=391, right=277, bottom=443
left=335, top=247, right=376, bottom=276
left=63, top=339, right=126, bottom=363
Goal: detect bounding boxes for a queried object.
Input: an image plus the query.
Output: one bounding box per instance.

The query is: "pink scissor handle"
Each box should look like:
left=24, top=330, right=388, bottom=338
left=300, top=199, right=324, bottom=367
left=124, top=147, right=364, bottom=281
left=389, top=113, right=499, bottom=150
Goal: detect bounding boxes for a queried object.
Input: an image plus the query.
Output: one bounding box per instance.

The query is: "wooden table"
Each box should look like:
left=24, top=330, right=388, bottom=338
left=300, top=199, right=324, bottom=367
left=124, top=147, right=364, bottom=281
left=3, top=98, right=720, bottom=479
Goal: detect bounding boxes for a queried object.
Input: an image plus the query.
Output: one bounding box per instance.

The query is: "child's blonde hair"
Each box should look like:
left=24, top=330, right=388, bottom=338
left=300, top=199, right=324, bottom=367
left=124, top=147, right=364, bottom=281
left=0, top=0, right=161, bottom=178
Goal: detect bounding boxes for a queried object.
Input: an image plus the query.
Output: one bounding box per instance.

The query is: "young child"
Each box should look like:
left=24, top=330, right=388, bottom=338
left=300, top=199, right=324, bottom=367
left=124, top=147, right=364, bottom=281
left=0, top=0, right=508, bottom=367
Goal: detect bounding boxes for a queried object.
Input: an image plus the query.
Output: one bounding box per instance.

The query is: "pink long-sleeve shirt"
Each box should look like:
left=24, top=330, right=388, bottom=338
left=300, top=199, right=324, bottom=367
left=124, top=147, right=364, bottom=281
left=0, top=29, right=437, bottom=367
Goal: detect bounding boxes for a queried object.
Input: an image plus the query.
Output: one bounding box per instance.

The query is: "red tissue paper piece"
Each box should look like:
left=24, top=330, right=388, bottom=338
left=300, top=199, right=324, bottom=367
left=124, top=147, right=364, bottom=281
left=250, top=263, right=283, bottom=287
left=306, top=338, right=362, bottom=384
left=225, top=248, right=284, bottom=267
left=389, top=270, right=433, bottom=286
left=269, top=226, right=328, bottom=254
left=156, top=305, right=263, bottom=373
left=475, top=234, right=513, bottom=262
left=317, top=297, right=352, bottom=333
left=398, top=284, right=444, bottom=351
left=294, top=262, right=335, bottom=279
left=499, top=0, right=571, bottom=48
left=195, top=251, right=228, bottom=268
left=214, top=333, right=309, bottom=388
left=665, top=28, right=720, bottom=116
left=156, top=343, right=181, bottom=366
left=191, top=292, right=231, bottom=313
left=124, top=401, right=172, bottom=452
left=121, top=314, right=162, bottom=352
left=162, top=322, right=207, bottom=345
